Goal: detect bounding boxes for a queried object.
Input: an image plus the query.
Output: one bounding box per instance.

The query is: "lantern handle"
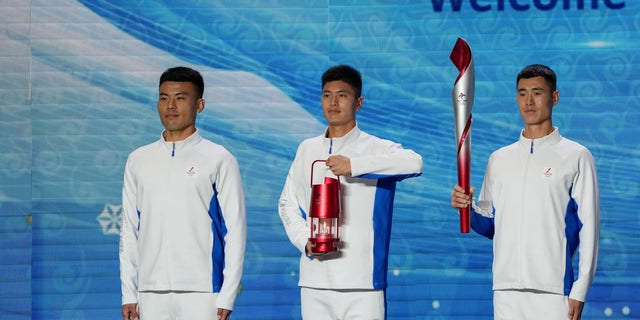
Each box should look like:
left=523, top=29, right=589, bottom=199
left=310, top=159, right=341, bottom=188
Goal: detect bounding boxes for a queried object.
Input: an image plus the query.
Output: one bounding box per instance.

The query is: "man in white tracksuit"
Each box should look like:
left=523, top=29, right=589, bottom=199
left=120, top=66, right=246, bottom=320
left=279, top=65, right=423, bottom=319
left=451, top=64, right=600, bottom=320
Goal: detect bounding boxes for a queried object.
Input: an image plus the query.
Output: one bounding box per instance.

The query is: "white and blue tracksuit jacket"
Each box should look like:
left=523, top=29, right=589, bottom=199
left=278, top=125, right=422, bottom=290
left=119, top=130, right=246, bottom=311
left=471, top=127, right=599, bottom=302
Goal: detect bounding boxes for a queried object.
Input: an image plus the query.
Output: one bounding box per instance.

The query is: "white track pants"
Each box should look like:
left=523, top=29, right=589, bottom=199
left=138, top=291, right=218, bottom=320
left=301, top=287, right=385, bottom=320
left=494, top=289, right=569, bottom=320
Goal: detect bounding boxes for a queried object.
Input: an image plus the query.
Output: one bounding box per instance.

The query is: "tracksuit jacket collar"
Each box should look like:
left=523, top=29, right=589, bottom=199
left=323, top=124, right=361, bottom=155
left=518, top=126, right=561, bottom=154
left=160, top=129, right=202, bottom=156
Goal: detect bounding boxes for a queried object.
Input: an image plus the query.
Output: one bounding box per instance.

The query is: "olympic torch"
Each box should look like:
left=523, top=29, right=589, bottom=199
left=450, top=38, right=474, bottom=233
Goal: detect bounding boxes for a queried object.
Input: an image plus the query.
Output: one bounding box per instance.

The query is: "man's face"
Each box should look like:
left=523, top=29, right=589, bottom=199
left=321, top=80, right=363, bottom=127
left=157, top=81, right=203, bottom=140
left=516, top=76, right=558, bottom=126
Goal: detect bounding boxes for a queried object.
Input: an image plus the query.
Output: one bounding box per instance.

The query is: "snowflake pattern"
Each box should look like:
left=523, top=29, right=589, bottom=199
left=97, top=203, right=122, bottom=235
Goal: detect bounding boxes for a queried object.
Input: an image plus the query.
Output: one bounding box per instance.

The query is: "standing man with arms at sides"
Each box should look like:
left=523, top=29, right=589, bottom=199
left=451, top=64, right=600, bottom=320
left=120, top=66, right=246, bottom=320
left=278, top=65, right=423, bottom=320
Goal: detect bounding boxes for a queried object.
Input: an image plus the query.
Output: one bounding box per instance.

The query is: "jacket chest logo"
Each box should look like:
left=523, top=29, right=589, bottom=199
left=186, top=166, right=197, bottom=176
left=543, top=167, right=553, bottom=177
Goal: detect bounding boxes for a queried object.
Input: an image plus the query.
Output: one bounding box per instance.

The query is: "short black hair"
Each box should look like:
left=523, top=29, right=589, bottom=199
left=517, top=64, right=557, bottom=92
left=159, top=66, right=205, bottom=98
left=322, top=65, right=362, bottom=98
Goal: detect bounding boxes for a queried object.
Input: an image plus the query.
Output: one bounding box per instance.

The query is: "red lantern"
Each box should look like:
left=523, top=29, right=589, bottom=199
left=308, top=160, right=341, bottom=253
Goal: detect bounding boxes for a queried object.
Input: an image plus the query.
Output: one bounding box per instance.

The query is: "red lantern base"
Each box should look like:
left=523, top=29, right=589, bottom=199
left=310, top=238, right=339, bottom=253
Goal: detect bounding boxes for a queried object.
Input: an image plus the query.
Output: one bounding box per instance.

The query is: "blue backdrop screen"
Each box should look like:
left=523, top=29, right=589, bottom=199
left=0, top=0, right=638, bottom=319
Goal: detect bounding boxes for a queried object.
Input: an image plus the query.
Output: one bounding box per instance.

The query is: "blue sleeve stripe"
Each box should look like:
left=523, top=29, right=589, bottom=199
left=208, top=183, right=228, bottom=292
left=471, top=207, right=495, bottom=239
left=299, top=205, right=307, bottom=220
left=136, top=208, right=141, bottom=231
left=357, top=172, right=421, bottom=180
left=371, top=179, right=397, bottom=289
left=563, top=185, right=582, bottom=295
